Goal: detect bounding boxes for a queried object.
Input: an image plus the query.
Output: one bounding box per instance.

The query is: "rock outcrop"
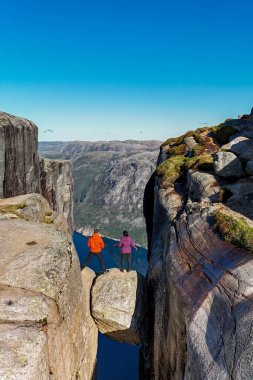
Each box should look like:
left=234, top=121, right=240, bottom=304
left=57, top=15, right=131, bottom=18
left=0, top=112, right=40, bottom=198
left=0, top=195, right=97, bottom=379
left=91, top=269, right=147, bottom=345
left=0, top=111, right=73, bottom=230
left=144, top=109, right=253, bottom=379
left=39, top=158, right=73, bottom=230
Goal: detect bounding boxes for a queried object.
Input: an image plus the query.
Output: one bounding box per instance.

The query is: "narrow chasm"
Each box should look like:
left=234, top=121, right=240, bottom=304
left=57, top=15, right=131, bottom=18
left=73, top=231, right=149, bottom=380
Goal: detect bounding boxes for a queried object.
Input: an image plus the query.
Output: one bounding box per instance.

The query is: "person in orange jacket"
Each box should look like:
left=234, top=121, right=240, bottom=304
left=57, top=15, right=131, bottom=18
left=81, top=229, right=108, bottom=273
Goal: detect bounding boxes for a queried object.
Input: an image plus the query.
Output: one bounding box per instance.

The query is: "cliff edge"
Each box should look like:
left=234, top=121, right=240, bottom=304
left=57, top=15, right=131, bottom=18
left=145, top=109, right=253, bottom=379
left=0, top=194, right=97, bottom=379
left=0, top=112, right=96, bottom=379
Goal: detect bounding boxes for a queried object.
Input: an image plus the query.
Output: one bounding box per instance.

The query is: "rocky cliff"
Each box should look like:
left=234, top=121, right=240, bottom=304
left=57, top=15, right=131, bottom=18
left=0, top=112, right=73, bottom=229
left=0, top=112, right=96, bottom=379
left=0, top=194, right=97, bottom=379
left=39, top=140, right=161, bottom=246
left=145, top=109, right=253, bottom=379
left=0, top=112, right=40, bottom=198
left=40, top=158, right=73, bottom=230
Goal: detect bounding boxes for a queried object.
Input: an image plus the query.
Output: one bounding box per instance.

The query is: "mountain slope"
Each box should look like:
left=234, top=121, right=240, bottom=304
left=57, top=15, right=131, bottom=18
left=39, top=140, right=161, bottom=246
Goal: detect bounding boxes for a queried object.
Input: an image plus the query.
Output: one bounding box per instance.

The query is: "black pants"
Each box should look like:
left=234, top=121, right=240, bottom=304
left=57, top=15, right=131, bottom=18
left=81, top=252, right=106, bottom=272
left=121, top=253, right=131, bottom=271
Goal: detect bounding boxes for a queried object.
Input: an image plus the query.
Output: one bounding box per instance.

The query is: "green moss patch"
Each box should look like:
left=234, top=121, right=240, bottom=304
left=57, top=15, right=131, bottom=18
left=158, top=125, right=219, bottom=189
left=161, top=131, right=198, bottom=148
left=212, top=124, right=236, bottom=145
left=184, top=155, right=214, bottom=171
left=156, top=155, right=186, bottom=187
left=156, top=154, right=214, bottom=187
left=44, top=216, right=54, bottom=224
left=213, top=210, right=253, bottom=253
left=192, top=144, right=204, bottom=156
left=169, top=143, right=187, bottom=156
left=0, top=203, right=26, bottom=213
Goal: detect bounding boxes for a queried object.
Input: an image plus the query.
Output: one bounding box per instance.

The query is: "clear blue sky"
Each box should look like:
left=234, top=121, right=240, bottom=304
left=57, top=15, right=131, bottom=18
left=1, top=0, right=253, bottom=141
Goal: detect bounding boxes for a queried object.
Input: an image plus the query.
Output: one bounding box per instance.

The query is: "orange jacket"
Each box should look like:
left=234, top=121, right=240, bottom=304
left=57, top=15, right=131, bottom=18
left=88, top=233, right=105, bottom=253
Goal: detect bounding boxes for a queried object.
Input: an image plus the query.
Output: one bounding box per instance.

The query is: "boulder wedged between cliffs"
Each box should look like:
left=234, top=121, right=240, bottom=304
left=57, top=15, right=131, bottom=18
left=89, top=268, right=147, bottom=345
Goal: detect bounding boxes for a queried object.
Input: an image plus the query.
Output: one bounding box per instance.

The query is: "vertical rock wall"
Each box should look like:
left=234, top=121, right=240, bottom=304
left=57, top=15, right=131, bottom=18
left=40, top=158, right=74, bottom=231
left=145, top=110, right=253, bottom=379
left=0, top=124, right=5, bottom=197
left=0, top=112, right=40, bottom=197
left=0, top=111, right=73, bottom=229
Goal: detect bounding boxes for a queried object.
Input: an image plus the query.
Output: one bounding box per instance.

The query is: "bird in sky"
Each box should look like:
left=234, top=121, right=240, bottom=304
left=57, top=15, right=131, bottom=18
left=43, top=129, right=54, bottom=133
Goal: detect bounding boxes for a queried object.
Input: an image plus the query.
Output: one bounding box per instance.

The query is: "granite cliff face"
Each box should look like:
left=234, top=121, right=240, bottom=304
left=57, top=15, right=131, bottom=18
left=0, top=112, right=73, bottom=229
left=144, top=109, right=253, bottom=379
left=0, top=112, right=96, bottom=379
left=0, top=112, right=40, bottom=198
left=40, top=158, right=73, bottom=230
left=0, top=194, right=98, bottom=379
left=39, top=140, right=160, bottom=246
left=91, top=268, right=147, bottom=345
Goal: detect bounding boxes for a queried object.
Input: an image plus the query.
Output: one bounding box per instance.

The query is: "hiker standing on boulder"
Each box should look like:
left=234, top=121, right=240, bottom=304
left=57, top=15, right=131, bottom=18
left=81, top=229, right=108, bottom=274
left=114, top=231, right=137, bottom=272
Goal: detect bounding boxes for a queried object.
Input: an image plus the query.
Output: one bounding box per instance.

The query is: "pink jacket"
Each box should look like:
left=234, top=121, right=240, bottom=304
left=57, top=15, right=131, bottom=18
left=116, top=236, right=137, bottom=254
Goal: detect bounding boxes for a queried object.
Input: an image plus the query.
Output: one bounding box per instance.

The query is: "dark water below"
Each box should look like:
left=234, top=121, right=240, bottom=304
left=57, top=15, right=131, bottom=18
left=73, top=232, right=148, bottom=380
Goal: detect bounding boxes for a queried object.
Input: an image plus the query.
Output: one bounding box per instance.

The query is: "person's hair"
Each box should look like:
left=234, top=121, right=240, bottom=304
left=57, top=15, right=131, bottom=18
left=123, top=230, right=128, bottom=236
left=94, top=228, right=99, bottom=233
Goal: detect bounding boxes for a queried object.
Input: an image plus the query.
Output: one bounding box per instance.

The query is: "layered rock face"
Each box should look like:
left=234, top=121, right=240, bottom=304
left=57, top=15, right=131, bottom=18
left=91, top=268, right=147, bottom=345
left=145, top=109, right=253, bottom=379
left=0, top=111, right=73, bottom=230
left=0, top=194, right=98, bottom=379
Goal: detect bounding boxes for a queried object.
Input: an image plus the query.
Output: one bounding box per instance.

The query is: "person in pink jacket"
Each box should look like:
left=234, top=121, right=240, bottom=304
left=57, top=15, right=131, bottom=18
left=114, top=230, right=137, bottom=272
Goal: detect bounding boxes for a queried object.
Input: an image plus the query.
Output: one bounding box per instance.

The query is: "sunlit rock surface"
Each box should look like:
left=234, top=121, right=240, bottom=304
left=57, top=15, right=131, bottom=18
left=0, top=208, right=97, bottom=379
left=91, top=268, right=147, bottom=345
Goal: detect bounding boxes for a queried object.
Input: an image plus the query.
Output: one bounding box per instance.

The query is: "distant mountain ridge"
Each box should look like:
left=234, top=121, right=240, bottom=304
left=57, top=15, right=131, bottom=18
left=39, top=140, right=160, bottom=158
left=39, top=140, right=161, bottom=246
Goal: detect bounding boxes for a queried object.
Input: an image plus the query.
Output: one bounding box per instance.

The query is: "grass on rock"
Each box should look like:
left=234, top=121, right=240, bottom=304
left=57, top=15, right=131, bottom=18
left=213, top=210, right=253, bottom=253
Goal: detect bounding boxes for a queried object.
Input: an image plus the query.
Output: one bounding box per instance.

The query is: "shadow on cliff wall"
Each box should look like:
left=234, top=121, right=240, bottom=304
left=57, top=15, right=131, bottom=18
left=143, top=172, right=155, bottom=261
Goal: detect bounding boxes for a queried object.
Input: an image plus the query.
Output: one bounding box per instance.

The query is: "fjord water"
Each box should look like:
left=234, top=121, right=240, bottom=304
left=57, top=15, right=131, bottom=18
left=73, top=232, right=148, bottom=380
